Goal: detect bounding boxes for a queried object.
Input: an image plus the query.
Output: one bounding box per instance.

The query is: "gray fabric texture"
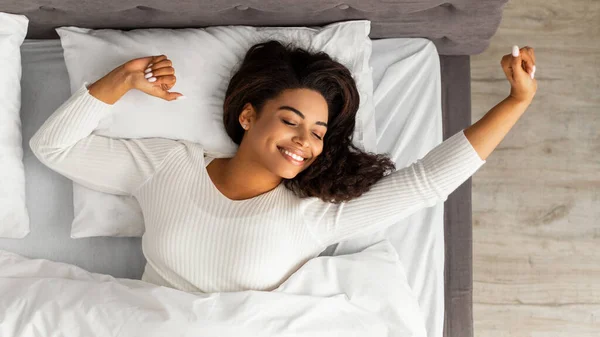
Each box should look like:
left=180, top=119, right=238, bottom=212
left=2, top=0, right=507, bottom=55
left=440, top=55, right=474, bottom=337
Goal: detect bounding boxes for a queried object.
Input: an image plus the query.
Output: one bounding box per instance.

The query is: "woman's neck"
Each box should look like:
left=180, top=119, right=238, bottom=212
left=208, top=149, right=282, bottom=200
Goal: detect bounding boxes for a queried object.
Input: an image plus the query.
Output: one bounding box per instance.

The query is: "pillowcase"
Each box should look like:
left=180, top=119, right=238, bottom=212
left=57, top=20, right=377, bottom=238
left=0, top=13, right=30, bottom=238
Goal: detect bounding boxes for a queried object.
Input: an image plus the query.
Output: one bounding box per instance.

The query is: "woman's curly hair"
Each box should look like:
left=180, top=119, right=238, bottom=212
left=223, top=40, right=396, bottom=204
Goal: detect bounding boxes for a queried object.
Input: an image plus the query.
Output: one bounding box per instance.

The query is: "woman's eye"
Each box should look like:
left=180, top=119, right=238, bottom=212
left=282, top=119, right=322, bottom=140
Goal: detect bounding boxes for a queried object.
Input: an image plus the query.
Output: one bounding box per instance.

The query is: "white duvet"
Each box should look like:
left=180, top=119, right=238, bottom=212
left=0, top=239, right=426, bottom=337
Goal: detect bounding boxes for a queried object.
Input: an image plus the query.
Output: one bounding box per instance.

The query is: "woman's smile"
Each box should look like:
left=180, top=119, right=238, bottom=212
left=277, top=146, right=306, bottom=166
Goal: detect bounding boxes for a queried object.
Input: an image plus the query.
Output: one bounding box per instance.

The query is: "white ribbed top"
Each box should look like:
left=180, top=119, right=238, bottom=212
left=30, top=84, right=486, bottom=293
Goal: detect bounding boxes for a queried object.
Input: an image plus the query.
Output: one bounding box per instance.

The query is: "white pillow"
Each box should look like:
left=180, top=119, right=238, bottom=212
left=57, top=20, right=377, bottom=238
left=0, top=13, right=29, bottom=238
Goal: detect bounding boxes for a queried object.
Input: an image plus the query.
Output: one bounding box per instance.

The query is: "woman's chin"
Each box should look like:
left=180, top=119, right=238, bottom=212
left=276, top=163, right=306, bottom=179
left=272, top=155, right=305, bottom=179
left=278, top=169, right=299, bottom=180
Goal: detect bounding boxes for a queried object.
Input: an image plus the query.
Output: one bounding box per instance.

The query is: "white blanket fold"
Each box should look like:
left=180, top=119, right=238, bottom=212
left=0, top=240, right=426, bottom=337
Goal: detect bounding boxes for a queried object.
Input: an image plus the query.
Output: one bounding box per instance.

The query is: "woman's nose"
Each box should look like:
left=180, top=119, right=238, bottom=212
left=292, top=132, right=309, bottom=147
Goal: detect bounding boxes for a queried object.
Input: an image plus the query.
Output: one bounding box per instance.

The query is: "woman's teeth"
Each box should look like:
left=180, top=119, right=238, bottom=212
left=280, top=148, right=305, bottom=161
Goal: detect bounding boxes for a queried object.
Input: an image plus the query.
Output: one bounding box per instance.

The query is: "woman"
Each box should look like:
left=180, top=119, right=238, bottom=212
left=30, top=41, right=537, bottom=293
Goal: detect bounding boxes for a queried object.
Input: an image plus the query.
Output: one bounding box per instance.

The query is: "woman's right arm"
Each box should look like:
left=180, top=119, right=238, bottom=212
left=30, top=55, right=184, bottom=196
left=302, top=45, right=538, bottom=246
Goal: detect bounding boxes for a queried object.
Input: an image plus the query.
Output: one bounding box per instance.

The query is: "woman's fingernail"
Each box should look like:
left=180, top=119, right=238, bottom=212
left=533, top=65, right=536, bottom=72
left=176, top=95, right=187, bottom=100
left=147, top=63, right=153, bottom=68
left=144, top=72, right=153, bottom=79
left=531, top=72, right=534, bottom=79
left=144, top=67, right=152, bottom=73
left=512, top=45, right=520, bottom=57
left=147, top=77, right=157, bottom=83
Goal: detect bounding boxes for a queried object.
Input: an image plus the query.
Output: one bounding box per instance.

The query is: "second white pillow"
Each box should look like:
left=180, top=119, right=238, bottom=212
left=0, top=12, right=30, bottom=238
left=58, top=20, right=376, bottom=237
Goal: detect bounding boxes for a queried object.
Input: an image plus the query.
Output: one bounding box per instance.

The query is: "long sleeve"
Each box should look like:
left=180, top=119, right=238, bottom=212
left=29, top=83, right=182, bottom=196
left=301, top=130, right=486, bottom=247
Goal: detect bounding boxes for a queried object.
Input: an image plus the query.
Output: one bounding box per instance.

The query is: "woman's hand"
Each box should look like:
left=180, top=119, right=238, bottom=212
left=501, top=45, right=537, bottom=104
left=463, top=45, right=538, bottom=160
left=88, top=54, right=184, bottom=104
left=122, top=54, right=184, bottom=101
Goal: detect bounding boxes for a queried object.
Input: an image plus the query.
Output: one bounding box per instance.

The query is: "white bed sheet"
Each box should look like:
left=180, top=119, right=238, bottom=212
left=329, top=38, right=445, bottom=337
left=0, top=37, right=443, bottom=337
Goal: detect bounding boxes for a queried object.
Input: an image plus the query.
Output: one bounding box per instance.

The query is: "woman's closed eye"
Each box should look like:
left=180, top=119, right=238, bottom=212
left=281, top=119, right=323, bottom=140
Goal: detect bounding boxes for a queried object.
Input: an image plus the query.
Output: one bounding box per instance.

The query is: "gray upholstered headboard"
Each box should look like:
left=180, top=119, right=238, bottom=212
left=5, top=0, right=507, bottom=55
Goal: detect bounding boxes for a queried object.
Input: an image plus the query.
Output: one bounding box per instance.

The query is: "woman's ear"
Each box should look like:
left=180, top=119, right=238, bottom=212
left=239, top=103, right=256, bottom=129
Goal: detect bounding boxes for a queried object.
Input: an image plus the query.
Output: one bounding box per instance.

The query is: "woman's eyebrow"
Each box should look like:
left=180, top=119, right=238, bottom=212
left=278, top=106, right=328, bottom=127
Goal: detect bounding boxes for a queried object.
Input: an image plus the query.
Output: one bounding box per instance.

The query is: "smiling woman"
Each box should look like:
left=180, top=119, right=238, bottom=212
left=28, top=36, right=490, bottom=295
left=222, top=40, right=396, bottom=203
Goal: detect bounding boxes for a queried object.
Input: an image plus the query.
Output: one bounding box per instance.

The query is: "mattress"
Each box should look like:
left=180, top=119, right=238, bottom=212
left=332, top=37, right=445, bottom=337
left=0, top=37, right=444, bottom=337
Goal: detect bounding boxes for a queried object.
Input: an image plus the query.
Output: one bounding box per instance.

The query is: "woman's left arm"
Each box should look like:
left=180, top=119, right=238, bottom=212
left=303, top=45, right=537, bottom=246
left=464, top=45, right=537, bottom=161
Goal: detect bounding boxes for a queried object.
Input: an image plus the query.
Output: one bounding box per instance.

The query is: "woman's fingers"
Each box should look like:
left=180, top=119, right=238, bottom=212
left=148, top=75, right=183, bottom=101
left=156, top=86, right=183, bottom=101
left=137, top=55, right=184, bottom=101
left=501, top=45, right=537, bottom=103
left=148, top=59, right=172, bottom=71
left=145, top=59, right=176, bottom=82
left=150, top=55, right=167, bottom=66
left=500, top=54, right=514, bottom=83
left=509, top=45, right=535, bottom=81
left=518, top=46, right=536, bottom=78
left=500, top=45, right=537, bottom=82
left=150, top=74, right=176, bottom=87
left=522, top=46, right=536, bottom=64
left=163, top=91, right=184, bottom=101
left=145, top=66, right=175, bottom=78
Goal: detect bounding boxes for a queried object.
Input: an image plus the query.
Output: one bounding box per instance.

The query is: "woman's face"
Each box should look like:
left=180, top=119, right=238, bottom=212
left=239, top=88, right=329, bottom=179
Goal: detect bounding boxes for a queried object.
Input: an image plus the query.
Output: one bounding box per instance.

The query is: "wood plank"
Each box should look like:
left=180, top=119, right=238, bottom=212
left=470, top=0, right=600, bottom=334
left=474, top=304, right=600, bottom=337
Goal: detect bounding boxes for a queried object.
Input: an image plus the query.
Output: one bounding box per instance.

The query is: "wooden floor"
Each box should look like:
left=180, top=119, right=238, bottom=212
left=470, top=0, right=600, bottom=335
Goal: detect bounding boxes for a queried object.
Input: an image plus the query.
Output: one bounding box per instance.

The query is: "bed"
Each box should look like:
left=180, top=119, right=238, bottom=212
left=0, top=1, right=507, bottom=337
